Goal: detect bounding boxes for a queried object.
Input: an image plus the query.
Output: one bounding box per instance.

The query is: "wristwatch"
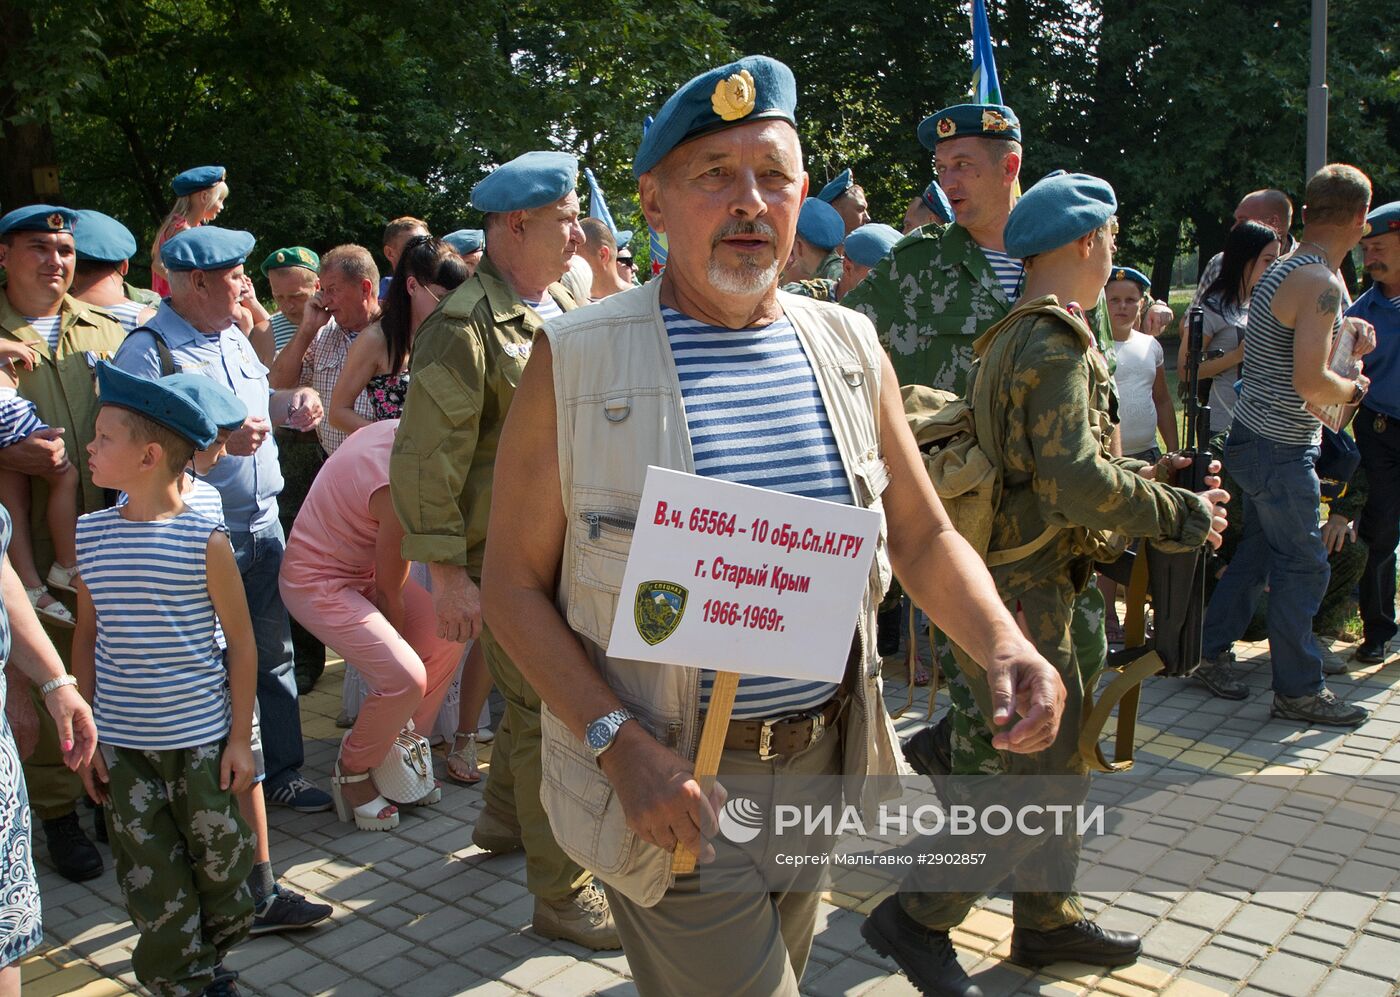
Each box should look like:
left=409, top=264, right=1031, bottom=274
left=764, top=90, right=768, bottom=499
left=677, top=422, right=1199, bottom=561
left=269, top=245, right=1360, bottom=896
left=39, top=675, right=77, bottom=697
left=585, top=708, right=637, bottom=759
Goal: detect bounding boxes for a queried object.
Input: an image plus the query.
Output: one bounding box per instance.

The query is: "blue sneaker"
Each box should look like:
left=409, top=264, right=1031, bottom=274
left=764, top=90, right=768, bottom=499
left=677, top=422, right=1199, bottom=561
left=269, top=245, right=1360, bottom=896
left=264, top=774, right=333, bottom=813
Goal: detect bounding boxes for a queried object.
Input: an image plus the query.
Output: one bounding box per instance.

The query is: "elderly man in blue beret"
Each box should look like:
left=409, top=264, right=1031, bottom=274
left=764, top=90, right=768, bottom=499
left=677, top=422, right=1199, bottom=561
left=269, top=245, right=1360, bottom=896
left=481, top=55, right=1067, bottom=996
left=68, top=210, right=160, bottom=334
left=783, top=196, right=845, bottom=285
left=816, top=168, right=870, bottom=237
left=110, top=225, right=331, bottom=816
left=865, top=172, right=1229, bottom=995
left=387, top=150, right=614, bottom=948
left=1346, top=202, right=1400, bottom=666
left=0, top=204, right=128, bottom=883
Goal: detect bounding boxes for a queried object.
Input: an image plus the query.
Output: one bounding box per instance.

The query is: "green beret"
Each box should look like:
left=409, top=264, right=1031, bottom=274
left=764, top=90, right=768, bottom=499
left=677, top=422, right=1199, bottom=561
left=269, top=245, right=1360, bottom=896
left=472, top=152, right=578, bottom=213
left=1107, top=266, right=1151, bottom=290
left=796, top=198, right=844, bottom=252
left=1004, top=171, right=1116, bottom=259
left=1363, top=201, right=1400, bottom=238
left=161, top=226, right=256, bottom=272
left=260, top=246, right=320, bottom=276
left=0, top=204, right=77, bottom=236
left=816, top=169, right=853, bottom=203
left=634, top=56, right=797, bottom=178
left=918, top=103, right=1021, bottom=150
left=95, top=361, right=216, bottom=449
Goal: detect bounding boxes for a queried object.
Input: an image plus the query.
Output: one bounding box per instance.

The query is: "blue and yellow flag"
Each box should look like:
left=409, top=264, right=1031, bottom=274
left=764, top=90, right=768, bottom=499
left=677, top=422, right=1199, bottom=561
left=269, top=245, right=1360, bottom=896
left=970, top=0, right=1002, bottom=105
left=642, top=115, right=668, bottom=275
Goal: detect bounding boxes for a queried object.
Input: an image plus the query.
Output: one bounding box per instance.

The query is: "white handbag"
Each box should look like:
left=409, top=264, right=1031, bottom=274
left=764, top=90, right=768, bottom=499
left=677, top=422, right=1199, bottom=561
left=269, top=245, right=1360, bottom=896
left=370, top=721, right=436, bottom=804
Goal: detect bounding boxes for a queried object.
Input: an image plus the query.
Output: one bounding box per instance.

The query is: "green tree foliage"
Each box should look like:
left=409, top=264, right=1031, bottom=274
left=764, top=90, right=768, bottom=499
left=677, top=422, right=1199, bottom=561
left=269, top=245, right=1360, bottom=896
left=2, top=0, right=1394, bottom=294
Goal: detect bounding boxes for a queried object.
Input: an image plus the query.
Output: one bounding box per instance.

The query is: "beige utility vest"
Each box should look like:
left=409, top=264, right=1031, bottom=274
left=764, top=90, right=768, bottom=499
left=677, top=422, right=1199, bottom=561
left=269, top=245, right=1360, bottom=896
left=540, top=278, right=904, bottom=906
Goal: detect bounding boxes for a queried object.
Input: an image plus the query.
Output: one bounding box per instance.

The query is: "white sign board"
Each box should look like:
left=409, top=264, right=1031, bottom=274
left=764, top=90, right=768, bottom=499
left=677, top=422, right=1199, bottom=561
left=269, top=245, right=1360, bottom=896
left=607, top=466, right=883, bottom=683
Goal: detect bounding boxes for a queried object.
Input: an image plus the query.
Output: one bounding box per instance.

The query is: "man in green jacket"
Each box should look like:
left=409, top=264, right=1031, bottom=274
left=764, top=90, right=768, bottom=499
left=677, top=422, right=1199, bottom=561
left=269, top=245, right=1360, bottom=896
left=863, top=171, right=1229, bottom=996
left=0, top=204, right=126, bottom=883
left=390, top=151, right=618, bottom=950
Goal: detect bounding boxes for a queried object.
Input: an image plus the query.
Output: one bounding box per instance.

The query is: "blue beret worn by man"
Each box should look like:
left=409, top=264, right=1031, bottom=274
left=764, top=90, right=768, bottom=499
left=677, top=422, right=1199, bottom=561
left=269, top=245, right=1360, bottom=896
left=442, top=229, right=485, bottom=256
left=480, top=53, right=1066, bottom=997
left=902, top=179, right=955, bottom=233
left=110, top=224, right=332, bottom=814
left=1344, top=199, right=1400, bottom=665
left=68, top=210, right=162, bottom=329
left=816, top=167, right=870, bottom=236
left=865, top=171, right=1224, bottom=995
left=786, top=196, right=845, bottom=284
left=388, top=148, right=600, bottom=945
left=171, top=165, right=226, bottom=196
left=0, top=204, right=77, bottom=235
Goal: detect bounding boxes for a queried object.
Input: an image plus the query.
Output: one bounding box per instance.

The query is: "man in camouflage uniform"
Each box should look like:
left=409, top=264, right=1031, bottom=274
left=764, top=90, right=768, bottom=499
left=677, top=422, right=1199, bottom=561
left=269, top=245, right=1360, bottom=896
left=782, top=196, right=844, bottom=284
left=863, top=171, right=1228, bottom=995
left=784, top=222, right=902, bottom=304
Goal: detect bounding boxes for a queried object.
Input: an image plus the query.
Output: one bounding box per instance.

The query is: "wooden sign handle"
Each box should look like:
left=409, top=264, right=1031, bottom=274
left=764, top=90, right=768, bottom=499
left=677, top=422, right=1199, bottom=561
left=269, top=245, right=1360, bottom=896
left=671, top=670, right=739, bottom=874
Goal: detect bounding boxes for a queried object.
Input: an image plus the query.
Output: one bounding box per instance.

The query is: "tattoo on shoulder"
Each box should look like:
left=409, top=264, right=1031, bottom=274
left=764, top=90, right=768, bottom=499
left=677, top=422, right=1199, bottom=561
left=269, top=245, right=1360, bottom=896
left=1317, top=287, right=1341, bottom=315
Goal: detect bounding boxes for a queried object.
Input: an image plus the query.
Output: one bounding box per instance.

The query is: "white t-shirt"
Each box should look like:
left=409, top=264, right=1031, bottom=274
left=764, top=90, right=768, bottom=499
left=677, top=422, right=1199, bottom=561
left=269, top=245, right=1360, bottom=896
left=1112, top=330, right=1164, bottom=454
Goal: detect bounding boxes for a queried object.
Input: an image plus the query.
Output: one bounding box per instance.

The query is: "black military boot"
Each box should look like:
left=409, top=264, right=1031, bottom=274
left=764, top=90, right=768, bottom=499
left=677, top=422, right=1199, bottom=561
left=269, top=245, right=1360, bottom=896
left=1009, top=919, right=1142, bottom=968
left=862, top=896, right=983, bottom=997
left=42, top=811, right=103, bottom=882
left=903, top=714, right=953, bottom=778
left=1355, top=638, right=1391, bottom=665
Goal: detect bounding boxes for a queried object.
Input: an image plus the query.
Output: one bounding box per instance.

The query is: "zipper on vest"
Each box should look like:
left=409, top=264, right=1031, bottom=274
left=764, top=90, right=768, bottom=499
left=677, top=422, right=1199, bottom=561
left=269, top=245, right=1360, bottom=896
left=581, top=511, right=636, bottom=541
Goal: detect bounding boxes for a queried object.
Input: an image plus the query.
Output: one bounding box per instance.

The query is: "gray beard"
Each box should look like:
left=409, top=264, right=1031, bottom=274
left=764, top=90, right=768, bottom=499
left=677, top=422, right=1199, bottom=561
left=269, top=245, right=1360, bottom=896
left=706, top=256, right=780, bottom=296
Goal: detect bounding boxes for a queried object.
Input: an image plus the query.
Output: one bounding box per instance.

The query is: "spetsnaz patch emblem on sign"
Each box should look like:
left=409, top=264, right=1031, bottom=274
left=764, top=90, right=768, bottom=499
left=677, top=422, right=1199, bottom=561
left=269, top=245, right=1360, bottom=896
left=634, top=581, right=688, bottom=646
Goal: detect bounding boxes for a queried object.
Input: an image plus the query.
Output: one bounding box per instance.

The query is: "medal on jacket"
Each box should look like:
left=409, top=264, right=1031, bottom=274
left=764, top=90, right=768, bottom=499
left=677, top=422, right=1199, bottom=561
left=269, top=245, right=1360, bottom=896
left=1377, top=414, right=1388, bottom=434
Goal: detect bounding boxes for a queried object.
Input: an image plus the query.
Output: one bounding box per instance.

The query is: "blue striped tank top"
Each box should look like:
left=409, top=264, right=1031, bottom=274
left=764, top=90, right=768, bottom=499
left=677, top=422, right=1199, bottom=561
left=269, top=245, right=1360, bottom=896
left=75, top=507, right=231, bottom=749
left=1233, top=253, right=1332, bottom=446
left=663, top=307, right=849, bottom=719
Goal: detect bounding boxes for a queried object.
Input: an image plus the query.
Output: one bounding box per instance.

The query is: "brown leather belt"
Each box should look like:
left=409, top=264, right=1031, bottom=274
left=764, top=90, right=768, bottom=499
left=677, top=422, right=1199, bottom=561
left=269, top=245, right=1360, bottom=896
left=719, top=693, right=846, bottom=760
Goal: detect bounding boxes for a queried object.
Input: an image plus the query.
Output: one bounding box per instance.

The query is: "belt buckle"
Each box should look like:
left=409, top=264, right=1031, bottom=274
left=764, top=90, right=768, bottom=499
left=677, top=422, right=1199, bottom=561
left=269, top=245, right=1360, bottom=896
left=757, top=721, right=778, bottom=761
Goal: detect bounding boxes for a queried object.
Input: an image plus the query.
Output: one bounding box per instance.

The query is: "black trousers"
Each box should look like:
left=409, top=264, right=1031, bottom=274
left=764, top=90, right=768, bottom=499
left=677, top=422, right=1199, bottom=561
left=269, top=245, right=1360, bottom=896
left=1355, top=405, right=1400, bottom=643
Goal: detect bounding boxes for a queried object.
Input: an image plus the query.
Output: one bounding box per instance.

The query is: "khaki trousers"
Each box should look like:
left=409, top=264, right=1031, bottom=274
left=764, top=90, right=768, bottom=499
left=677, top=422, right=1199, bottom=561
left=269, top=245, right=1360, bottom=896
left=604, top=724, right=842, bottom=997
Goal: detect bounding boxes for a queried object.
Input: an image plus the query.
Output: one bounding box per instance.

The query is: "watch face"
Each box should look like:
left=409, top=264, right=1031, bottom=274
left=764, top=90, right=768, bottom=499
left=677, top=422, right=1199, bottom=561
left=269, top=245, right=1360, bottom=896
left=586, top=721, right=611, bottom=751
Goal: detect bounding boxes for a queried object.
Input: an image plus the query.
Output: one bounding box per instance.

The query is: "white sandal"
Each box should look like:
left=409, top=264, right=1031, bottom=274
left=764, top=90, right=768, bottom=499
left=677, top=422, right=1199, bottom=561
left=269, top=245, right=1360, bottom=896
left=331, top=761, right=398, bottom=831
left=26, top=586, right=74, bottom=628
left=445, top=730, right=481, bottom=785
left=45, top=562, right=80, bottom=594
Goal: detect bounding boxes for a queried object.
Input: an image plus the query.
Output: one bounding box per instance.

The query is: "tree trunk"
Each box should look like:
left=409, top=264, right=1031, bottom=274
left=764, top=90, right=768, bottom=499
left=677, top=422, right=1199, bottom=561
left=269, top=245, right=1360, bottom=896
left=0, top=0, right=62, bottom=208
left=1150, top=222, right=1179, bottom=300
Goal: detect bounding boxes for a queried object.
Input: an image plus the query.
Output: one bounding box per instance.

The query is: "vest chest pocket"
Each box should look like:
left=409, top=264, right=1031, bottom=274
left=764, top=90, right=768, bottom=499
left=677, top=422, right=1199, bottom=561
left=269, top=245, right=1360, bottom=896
left=568, top=507, right=636, bottom=647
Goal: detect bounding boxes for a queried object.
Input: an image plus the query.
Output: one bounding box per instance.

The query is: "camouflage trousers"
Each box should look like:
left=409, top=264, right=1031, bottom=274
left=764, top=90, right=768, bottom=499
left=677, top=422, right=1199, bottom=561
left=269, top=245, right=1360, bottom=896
left=105, top=742, right=255, bottom=996
left=899, top=581, right=1099, bottom=931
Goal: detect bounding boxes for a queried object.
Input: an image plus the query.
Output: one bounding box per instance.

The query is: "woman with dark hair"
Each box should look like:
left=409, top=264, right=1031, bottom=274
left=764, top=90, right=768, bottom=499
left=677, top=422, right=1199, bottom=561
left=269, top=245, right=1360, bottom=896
left=1192, top=220, right=1282, bottom=433
left=329, top=236, right=468, bottom=432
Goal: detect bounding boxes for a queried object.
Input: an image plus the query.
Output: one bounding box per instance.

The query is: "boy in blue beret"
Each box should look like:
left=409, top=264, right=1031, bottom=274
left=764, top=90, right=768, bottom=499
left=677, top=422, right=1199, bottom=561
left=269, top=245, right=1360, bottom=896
left=75, top=362, right=259, bottom=996
left=865, top=172, right=1230, bottom=994
left=70, top=209, right=160, bottom=333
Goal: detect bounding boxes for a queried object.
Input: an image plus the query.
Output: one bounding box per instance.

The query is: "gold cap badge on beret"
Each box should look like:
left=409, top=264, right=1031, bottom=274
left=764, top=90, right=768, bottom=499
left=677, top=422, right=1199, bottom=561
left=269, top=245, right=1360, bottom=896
left=711, top=69, right=756, bottom=122
left=982, top=110, right=1012, bottom=133
left=47, top=213, right=65, bottom=231
left=276, top=251, right=288, bottom=263
left=937, top=118, right=957, bottom=138
left=1115, top=269, right=1126, bottom=281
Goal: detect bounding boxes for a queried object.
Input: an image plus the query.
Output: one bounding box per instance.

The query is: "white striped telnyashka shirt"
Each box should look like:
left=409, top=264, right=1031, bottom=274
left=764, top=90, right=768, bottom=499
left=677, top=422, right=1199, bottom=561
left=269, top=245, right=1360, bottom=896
left=979, top=246, right=1024, bottom=301
left=523, top=294, right=564, bottom=322
left=25, top=315, right=62, bottom=353
left=270, top=311, right=297, bottom=351
left=105, top=300, right=147, bottom=335
left=663, top=306, right=849, bottom=720
left=1233, top=252, right=1332, bottom=446
left=75, top=506, right=231, bottom=750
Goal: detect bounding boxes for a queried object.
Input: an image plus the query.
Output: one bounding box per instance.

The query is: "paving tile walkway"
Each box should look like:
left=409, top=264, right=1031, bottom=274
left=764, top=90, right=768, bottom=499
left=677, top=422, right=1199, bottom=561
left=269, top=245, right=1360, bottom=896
left=20, top=638, right=1400, bottom=996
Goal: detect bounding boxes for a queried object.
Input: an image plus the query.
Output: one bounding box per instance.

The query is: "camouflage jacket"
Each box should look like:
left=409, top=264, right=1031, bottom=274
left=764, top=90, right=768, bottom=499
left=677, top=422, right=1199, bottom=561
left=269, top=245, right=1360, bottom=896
left=846, top=223, right=1118, bottom=395
left=969, top=297, right=1213, bottom=604
left=781, top=277, right=837, bottom=301
left=814, top=250, right=843, bottom=282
